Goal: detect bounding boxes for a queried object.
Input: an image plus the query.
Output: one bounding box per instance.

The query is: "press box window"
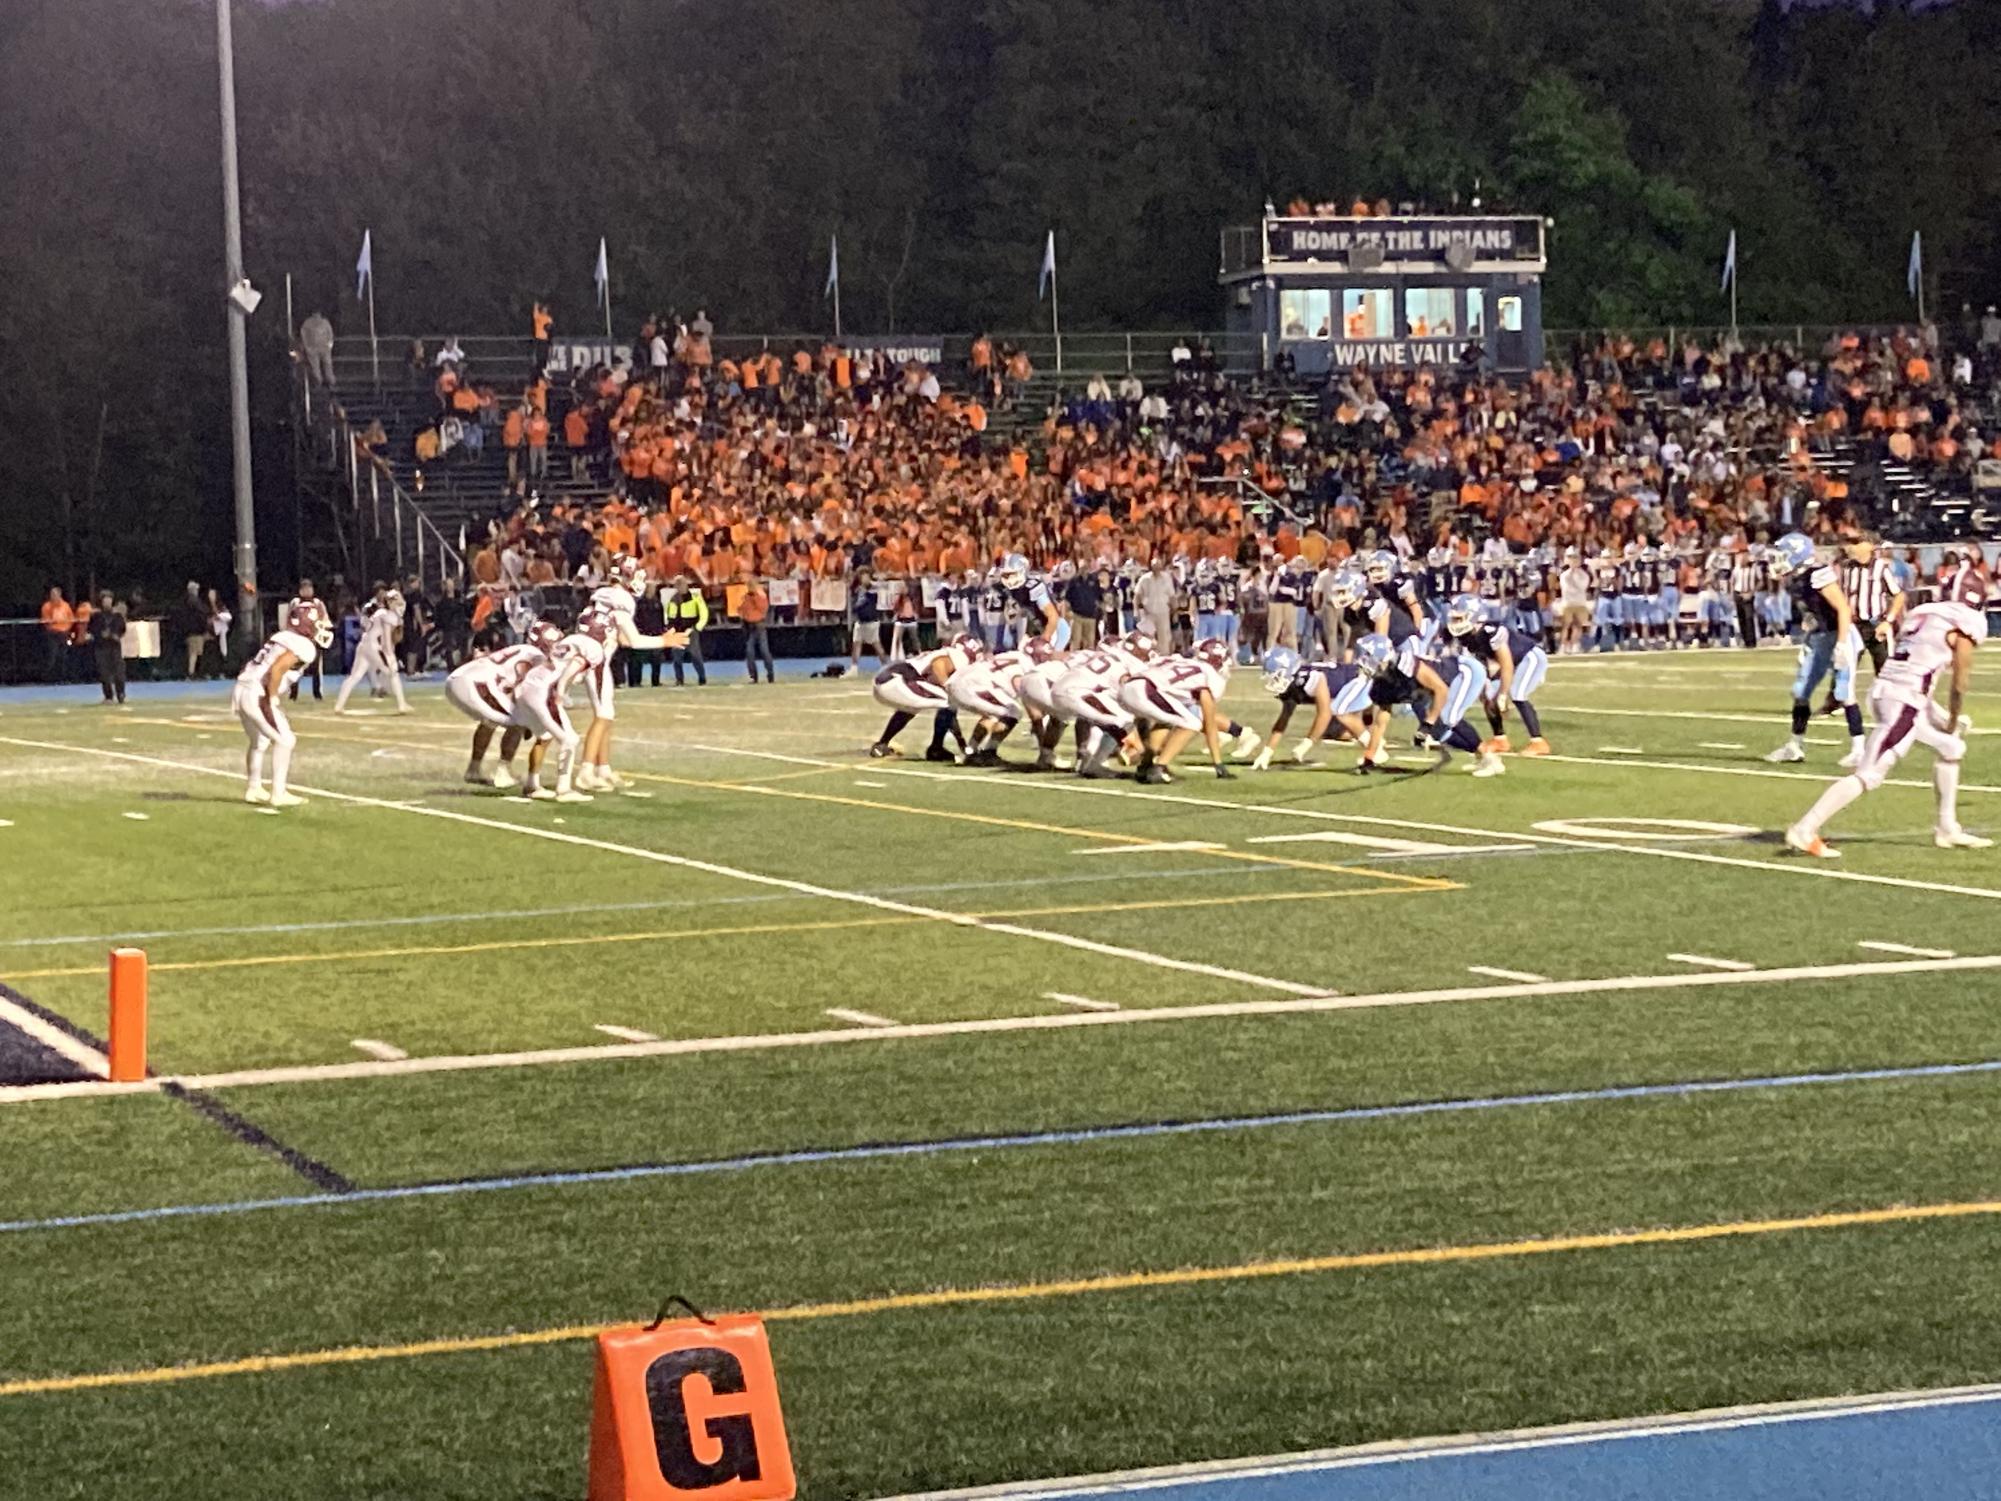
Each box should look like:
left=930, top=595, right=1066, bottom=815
left=1341, top=289, right=1394, bottom=340
left=1279, top=290, right=1331, bottom=339
left=1499, top=295, right=1524, bottom=332
left=1403, top=288, right=1456, bottom=338
left=1465, top=289, right=1486, bottom=338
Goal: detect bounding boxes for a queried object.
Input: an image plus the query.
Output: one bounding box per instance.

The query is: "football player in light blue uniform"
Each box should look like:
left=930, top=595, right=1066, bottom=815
left=1000, top=552, right=1068, bottom=649
left=1764, top=531, right=1865, bottom=766
left=1447, top=594, right=1551, bottom=756
left=1353, top=633, right=1504, bottom=777
left=1250, top=645, right=1375, bottom=768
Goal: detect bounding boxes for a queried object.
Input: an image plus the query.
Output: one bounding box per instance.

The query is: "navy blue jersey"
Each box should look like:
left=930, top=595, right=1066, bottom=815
left=1010, top=576, right=1054, bottom=617
left=1369, top=663, right=1421, bottom=710
left=1193, top=581, right=1222, bottom=613
left=980, top=582, right=1007, bottom=617
left=1281, top=661, right=1361, bottom=708
left=1792, top=562, right=1843, bottom=633
left=1423, top=553, right=1456, bottom=601
left=1216, top=574, right=1240, bottom=610
left=940, top=588, right=968, bottom=625
left=1367, top=593, right=1423, bottom=647
left=1271, top=571, right=1309, bottom=606
left=1460, top=623, right=1539, bottom=667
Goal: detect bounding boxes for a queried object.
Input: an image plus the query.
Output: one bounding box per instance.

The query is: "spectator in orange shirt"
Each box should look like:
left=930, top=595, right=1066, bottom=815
left=525, top=407, right=551, bottom=482
left=739, top=578, right=774, bottom=683
left=39, top=586, right=73, bottom=681
left=531, top=301, right=552, bottom=373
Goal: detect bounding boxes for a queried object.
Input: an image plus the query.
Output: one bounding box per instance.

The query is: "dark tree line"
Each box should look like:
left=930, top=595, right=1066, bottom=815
left=3, top=0, right=1998, bottom=611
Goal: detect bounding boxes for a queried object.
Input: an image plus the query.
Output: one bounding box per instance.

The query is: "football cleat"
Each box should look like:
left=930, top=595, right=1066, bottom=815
left=1470, top=751, right=1507, bottom=778
left=244, top=785, right=271, bottom=804
left=1214, top=764, right=1235, bottom=780
left=525, top=785, right=558, bottom=801
left=868, top=743, right=900, bottom=759
left=554, top=789, right=593, bottom=804
left=1836, top=748, right=1863, bottom=770
left=463, top=768, right=492, bottom=786
left=1936, top=829, right=1995, bottom=850
left=1764, top=742, right=1807, bottom=764
left=924, top=745, right=955, bottom=763
left=1521, top=738, right=1551, bottom=756
left=1138, top=764, right=1172, bottom=784
left=489, top=766, right=518, bottom=790
left=1230, top=727, right=1261, bottom=759
left=1485, top=735, right=1513, bottom=755
left=1784, top=826, right=1839, bottom=858
left=268, top=791, right=306, bottom=809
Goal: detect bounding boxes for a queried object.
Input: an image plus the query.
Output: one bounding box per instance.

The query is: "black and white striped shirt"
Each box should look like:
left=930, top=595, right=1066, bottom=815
left=1840, top=556, right=1902, bottom=624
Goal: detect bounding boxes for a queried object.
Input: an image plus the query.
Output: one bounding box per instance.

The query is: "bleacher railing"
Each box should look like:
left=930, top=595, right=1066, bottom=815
left=297, top=366, right=466, bottom=591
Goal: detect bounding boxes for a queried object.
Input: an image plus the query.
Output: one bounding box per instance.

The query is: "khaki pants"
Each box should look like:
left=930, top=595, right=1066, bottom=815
left=1071, top=617, right=1098, bottom=651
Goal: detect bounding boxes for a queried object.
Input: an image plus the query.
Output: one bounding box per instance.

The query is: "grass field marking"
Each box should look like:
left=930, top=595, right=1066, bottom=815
left=1538, top=749, right=2001, bottom=796
left=626, top=769, right=1457, bottom=893
left=14, top=1056, right=2001, bottom=1239
left=349, top=1039, right=407, bottom=1061
left=0, top=736, right=1332, bottom=1002
left=11, top=949, right=2001, bottom=1105
left=1700, top=741, right=1748, bottom=750
left=1550, top=702, right=2001, bottom=740
left=1857, top=940, right=1955, bottom=959
left=592, top=1025, right=658, bottom=1043
left=889, top=1385, right=2001, bottom=1499
left=0, top=891, right=1403, bottom=985
left=1244, top=830, right=1455, bottom=855
left=677, top=739, right=2001, bottom=903
left=826, top=1007, right=898, bottom=1028
left=1466, top=966, right=1549, bottom=984
left=1595, top=745, right=1645, bottom=755
left=12, top=1195, right=2001, bottom=1399
left=1045, top=992, right=1119, bottom=1011
left=0, top=992, right=108, bottom=1076
left=1071, top=840, right=1228, bottom=855
left=1666, top=953, right=1756, bottom=972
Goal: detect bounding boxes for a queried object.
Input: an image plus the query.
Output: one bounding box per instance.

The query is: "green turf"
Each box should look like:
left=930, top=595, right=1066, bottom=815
left=2, top=648, right=2000, bottom=1498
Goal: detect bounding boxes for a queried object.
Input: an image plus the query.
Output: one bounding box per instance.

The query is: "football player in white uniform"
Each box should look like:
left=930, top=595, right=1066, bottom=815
left=1119, top=636, right=1237, bottom=783
left=333, top=584, right=411, bottom=714
left=870, top=632, right=983, bottom=761
left=234, top=598, right=334, bottom=808
left=512, top=611, right=613, bottom=803
left=444, top=621, right=563, bottom=789
left=1785, top=574, right=1991, bottom=857
left=576, top=556, right=686, bottom=792
left=952, top=637, right=1064, bottom=765
left=1051, top=631, right=1154, bottom=778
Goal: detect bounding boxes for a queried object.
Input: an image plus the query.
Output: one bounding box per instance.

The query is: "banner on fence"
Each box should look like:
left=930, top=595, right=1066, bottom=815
left=810, top=579, right=848, bottom=614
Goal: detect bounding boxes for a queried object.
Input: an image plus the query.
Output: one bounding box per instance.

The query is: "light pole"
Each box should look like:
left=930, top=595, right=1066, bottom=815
left=216, top=0, right=259, bottom=654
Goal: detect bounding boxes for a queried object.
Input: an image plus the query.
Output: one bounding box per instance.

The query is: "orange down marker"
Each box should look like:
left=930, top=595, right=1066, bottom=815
left=107, top=947, right=147, bottom=1082
left=587, top=1314, right=794, bottom=1501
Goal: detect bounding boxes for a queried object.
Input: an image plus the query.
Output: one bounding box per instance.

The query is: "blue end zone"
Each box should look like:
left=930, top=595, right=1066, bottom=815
left=890, top=1387, right=2001, bottom=1501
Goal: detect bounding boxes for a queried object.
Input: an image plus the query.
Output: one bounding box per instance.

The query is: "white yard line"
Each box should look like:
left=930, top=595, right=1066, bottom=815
left=350, top=1039, right=407, bottom=1061
left=1595, top=746, right=1644, bottom=755
left=1538, top=749, right=2001, bottom=795
left=9, top=949, right=2001, bottom=1105
left=1070, top=841, right=1227, bottom=856
left=1666, top=952, right=1756, bottom=972
left=1698, top=742, right=1747, bottom=751
left=674, top=740, right=2001, bottom=903
left=1466, top=965, right=1548, bottom=984
left=1550, top=702, right=2001, bottom=736
left=1856, top=940, right=1955, bottom=960
left=825, top=1007, right=898, bottom=1028
left=1245, top=831, right=1453, bottom=855
left=0, top=736, right=1324, bottom=1002
left=0, top=995, right=109, bottom=1077
left=592, top=1024, right=658, bottom=1043
left=1045, top=991, right=1120, bottom=1012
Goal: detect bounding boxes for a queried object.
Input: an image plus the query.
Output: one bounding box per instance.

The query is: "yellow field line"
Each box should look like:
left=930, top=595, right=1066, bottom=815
left=7, top=1196, right=1997, bottom=1399
left=0, top=889, right=1415, bottom=981
left=630, top=771, right=1456, bottom=892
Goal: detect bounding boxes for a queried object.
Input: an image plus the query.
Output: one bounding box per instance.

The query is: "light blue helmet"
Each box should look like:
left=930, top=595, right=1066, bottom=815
left=1330, top=566, right=1369, bottom=609
left=1260, top=645, right=1302, bottom=694
left=1770, top=532, right=1815, bottom=577
left=1446, top=593, right=1485, bottom=637
left=999, top=552, right=1030, bottom=588
left=1353, top=633, right=1395, bottom=677
left=1364, top=548, right=1399, bottom=584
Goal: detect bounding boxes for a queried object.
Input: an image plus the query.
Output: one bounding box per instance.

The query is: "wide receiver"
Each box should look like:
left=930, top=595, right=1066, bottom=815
left=234, top=598, right=335, bottom=808
left=443, top=621, right=564, bottom=789
left=577, top=556, right=686, bottom=792
left=1785, top=573, right=1992, bottom=856
left=514, top=608, right=616, bottom=802
left=333, top=584, right=411, bottom=715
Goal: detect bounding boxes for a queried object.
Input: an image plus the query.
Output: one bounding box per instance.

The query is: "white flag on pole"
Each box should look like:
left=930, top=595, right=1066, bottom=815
left=593, top=237, right=609, bottom=304
left=1907, top=230, right=1923, bottom=299
left=825, top=234, right=840, bottom=299
left=355, top=229, right=373, bottom=300
left=1719, top=229, right=1736, bottom=293
left=1038, top=230, right=1056, bottom=300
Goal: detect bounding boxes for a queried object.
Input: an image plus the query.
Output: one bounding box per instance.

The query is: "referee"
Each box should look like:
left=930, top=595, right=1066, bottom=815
left=1839, top=533, right=1904, bottom=674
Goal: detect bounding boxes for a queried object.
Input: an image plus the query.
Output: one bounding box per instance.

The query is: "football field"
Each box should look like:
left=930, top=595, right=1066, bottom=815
left=4, top=647, right=2001, bottom=1499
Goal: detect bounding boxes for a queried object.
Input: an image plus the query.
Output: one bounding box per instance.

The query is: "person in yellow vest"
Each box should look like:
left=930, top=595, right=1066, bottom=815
left=666, top=574, right=709, bottom=686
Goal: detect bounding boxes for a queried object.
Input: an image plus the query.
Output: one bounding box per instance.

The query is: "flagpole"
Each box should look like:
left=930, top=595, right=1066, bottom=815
left=1916, top=234, right=1927, bottom=326
left=1050, top=244, right=1063, bottom=375
left=602, top=265, right=612, bottom=340
left=833, top=271, right=842, bottom=341
left=367, top=269, right=380, bottom=390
